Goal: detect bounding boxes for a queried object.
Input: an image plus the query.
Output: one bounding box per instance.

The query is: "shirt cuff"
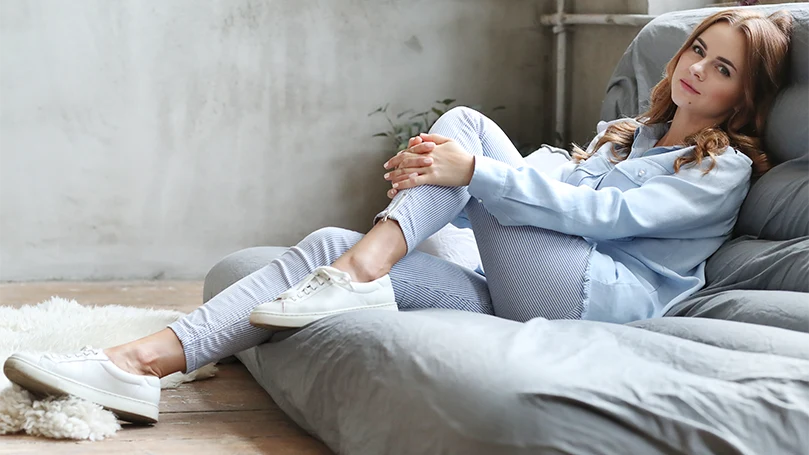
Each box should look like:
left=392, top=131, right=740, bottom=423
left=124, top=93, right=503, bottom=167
left=468, top=155, right=511, bottom=204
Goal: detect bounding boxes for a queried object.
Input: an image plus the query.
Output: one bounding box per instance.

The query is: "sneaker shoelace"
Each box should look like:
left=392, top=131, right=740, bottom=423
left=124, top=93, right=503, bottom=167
left=276, top=268, right=352, bottom=303
left=46, top=345, right=101, bottom=360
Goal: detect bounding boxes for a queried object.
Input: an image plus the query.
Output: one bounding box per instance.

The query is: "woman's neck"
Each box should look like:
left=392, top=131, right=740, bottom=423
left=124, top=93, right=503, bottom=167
left=655, top=109, right=720, bottom=147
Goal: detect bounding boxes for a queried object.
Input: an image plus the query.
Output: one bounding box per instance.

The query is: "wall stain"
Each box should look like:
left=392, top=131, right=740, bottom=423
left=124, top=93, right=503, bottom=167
left=220, top=0, right=267, bottom=35
left=404, top=35, right=423, bottom=53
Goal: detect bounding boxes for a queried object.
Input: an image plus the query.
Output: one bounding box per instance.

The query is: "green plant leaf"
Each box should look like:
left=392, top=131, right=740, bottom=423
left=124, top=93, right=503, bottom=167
left=370, top=99, right=519, bottom=155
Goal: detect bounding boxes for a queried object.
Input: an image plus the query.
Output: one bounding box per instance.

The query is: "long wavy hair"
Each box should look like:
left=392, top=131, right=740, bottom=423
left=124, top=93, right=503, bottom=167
left=573, top=9, right=793, bottom=176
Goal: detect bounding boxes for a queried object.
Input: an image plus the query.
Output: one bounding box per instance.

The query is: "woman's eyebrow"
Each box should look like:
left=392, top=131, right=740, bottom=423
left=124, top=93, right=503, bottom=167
left=696, top=36, right=737, bottom=72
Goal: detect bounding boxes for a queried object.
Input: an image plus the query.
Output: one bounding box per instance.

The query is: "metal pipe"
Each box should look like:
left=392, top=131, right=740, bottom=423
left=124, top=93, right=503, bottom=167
left=540, top=13, right=655, bottom=27
left=553, top=0, right=567, bottom=147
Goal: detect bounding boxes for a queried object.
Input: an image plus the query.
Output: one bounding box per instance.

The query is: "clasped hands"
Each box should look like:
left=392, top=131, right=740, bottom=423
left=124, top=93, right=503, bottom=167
left=383, top=133, right=475, bottom=199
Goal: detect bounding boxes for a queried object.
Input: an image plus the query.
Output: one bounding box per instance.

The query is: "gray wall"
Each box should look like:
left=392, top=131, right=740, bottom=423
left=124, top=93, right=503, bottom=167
left=0, top=0, right=554, bottom=281
left=1, top=0, right=651, bottom=281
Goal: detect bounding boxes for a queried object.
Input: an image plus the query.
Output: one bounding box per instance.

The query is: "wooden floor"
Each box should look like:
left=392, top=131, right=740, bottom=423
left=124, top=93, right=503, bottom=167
left=0, top=281, right=333, bottom=455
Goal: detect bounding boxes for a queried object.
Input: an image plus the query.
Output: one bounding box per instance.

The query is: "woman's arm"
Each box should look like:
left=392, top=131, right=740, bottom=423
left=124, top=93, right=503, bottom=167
left=468, top=150, right=753, bottom=241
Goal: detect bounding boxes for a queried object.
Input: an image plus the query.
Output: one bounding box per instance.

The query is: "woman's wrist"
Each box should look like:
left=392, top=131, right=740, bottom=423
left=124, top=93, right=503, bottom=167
left=464, top=155, right=476, bottom=186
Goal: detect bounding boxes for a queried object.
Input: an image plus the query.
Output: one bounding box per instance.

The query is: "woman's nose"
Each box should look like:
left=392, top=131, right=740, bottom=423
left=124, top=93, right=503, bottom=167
left=689, top=61, right=705, bottom=81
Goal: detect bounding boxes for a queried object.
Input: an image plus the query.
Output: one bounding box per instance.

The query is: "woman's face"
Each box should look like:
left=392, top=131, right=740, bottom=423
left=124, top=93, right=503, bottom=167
left=671, top=22, right=747, bottom=125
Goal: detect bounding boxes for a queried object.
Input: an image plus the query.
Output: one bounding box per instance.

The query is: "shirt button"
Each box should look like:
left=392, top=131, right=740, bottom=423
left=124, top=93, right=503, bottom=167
left=637, top=169, right=646, bottom=177
left=477, top=198, right=484, bottom=203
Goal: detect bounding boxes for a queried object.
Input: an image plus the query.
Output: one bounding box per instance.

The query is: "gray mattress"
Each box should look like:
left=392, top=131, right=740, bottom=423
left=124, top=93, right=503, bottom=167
left=235, top=309, right=809, bottom=455
left=197, top=248, right=801, bottom=455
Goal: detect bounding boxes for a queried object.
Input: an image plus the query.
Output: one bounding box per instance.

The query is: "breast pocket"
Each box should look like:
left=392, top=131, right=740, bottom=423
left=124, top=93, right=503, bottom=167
left=566, top=155, right=612, bottom=188
left=599, top=159, right=671, bottom=191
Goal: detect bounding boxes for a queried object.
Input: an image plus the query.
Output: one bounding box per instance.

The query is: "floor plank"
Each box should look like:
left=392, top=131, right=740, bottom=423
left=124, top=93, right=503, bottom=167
left=159, top=363, right=277, bottom=414
left=0, top=280, right=204, bottom=313
left=0, top=281, right=334, bottom=454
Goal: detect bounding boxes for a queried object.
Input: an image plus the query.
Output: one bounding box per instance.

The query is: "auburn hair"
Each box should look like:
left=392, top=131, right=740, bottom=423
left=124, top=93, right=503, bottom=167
left=573, top=9, right=793, bottom=176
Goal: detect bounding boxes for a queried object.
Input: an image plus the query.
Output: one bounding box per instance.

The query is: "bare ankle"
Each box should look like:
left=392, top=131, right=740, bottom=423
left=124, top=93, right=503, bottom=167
left=332, top=253, right=390, bottom=283
left=331, top=219, right=406, bottom=282
left=104, top=347, right=157, bottom=377
left=104, top=329, right=186, bottom=378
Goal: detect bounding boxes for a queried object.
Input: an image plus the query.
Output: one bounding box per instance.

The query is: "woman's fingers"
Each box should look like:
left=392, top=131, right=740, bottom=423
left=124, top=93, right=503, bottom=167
left=419, top=133, right=452, bottom=144
left=384, top=159, right=432, bottom=181
left=408, top=136, right=423, bottom=148
left=400, top=155, right=433, bottom=168
left=409, top=141, right=435, bottom=154
left=389, top=169, right=426, bottom=188
left=384, top=144, right=434, bottom=169
left=386, top=167, right=424, bottom=182
left=390, top=173, right=424, bottom=190
left=387, top=135, right=429, bottom=198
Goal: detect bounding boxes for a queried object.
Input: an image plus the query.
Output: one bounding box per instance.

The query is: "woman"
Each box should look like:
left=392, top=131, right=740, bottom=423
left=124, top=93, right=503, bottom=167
left=4, top=9, right=793, bottom=425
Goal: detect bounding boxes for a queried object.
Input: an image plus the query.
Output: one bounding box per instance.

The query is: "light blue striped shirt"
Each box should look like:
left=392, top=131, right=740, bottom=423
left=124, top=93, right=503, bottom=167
left=464, top=118, right=753, bottom=323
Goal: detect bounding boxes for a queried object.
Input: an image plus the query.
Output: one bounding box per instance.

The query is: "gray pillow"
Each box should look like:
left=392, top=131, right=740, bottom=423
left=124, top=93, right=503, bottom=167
left=664, top=289, right=809, bottom=333
left=629, top=315, right=809, bottom=356
left=668, top=236, right=809, bottom=331
left=765, top=84, right=809, bottom=164
left=735, top=156, right=809, bottom=241
left=704, top=235, right=809, bottom=292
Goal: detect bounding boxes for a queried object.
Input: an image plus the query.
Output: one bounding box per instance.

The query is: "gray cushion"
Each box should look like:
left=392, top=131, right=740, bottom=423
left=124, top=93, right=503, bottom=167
left=663, top=235, right=809, bottom=332
left=627, top=315, right=809, bottom=358
left=235, top=309, right=809, bottom=455
left=202, top=247, right=809, bottom=455
left=203, top=246, right=289, bottom=302
left=665, top=289, right=809, bottom=332
left=735, top=156, right=809, bottom=240
left=765, top=84, right=809, bottom=164
left=704, top=235, right=809, bottom=292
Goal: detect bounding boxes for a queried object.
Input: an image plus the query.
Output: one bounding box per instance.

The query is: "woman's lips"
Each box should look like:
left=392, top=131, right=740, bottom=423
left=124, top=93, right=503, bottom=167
left=680, top=79, right=700, bottom=95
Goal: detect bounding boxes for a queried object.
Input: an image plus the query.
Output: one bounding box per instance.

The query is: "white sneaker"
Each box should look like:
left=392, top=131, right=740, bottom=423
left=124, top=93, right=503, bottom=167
left=249, top=266, right=398, bottom=329
left=3, top=346, right=161, bottom=424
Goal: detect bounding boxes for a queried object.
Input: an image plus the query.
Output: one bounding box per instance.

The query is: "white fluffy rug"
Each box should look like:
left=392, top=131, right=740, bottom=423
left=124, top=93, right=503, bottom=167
left=0, top=296, right=218, bottom=441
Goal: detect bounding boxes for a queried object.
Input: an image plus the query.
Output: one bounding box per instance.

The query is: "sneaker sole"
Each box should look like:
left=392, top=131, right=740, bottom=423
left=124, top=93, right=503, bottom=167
left=249, top=302, right=398, bottom=330
left=3, top=355, right=159, bottom=424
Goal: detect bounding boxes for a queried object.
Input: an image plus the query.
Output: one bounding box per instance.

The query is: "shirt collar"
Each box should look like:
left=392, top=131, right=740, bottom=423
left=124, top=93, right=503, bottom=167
left=631, top=121, right=680, bottom=157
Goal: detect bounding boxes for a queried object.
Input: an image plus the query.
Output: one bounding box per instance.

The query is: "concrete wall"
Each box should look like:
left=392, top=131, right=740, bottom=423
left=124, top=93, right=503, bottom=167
left=0, top=0, right=554, bottom=281
left=648, top=0, right=714, bottom=16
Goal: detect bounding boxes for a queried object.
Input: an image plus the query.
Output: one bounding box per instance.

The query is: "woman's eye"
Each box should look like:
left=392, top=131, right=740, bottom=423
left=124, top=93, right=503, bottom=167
left=718, top=65, right=730, bottom=77
left=692, top=45, right=704, bottom=56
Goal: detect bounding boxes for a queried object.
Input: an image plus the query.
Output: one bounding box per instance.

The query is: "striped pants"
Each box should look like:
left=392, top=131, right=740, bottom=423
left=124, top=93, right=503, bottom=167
left=169, top=107, right=594, bottom=373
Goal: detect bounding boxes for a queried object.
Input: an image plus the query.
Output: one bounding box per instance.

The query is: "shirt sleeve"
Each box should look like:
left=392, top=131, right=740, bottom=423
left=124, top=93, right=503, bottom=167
left=468, top=148, right=752, bottom=241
